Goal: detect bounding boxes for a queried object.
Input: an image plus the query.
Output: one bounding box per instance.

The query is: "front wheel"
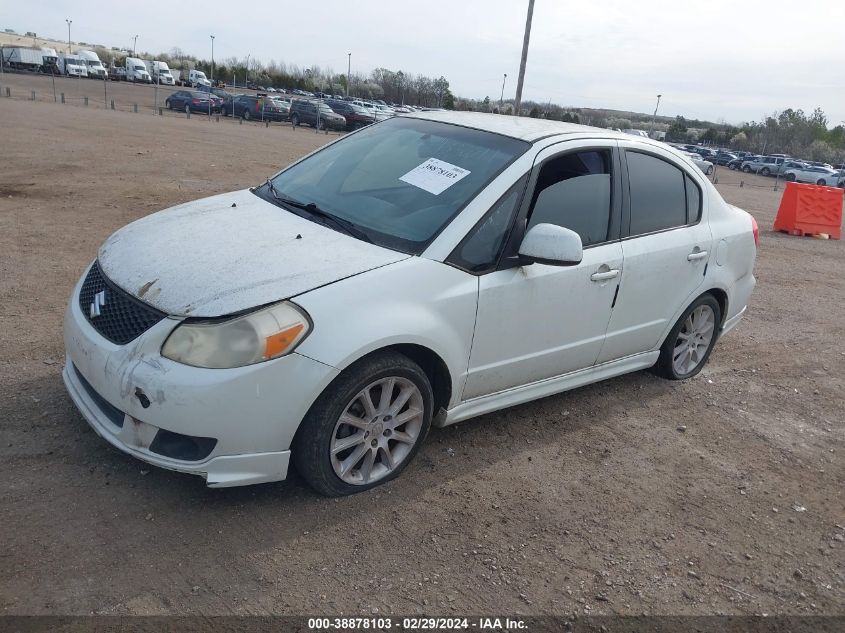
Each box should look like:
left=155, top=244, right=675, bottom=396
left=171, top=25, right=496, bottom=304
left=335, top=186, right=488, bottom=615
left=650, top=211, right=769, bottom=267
left=293, top=350, right=434, bottom=496
left=786, top=173, right=796, bottom=181
left=184, top=104, right=190, bottom=114
left=706, top=165, right=714, bottom=175
left=242, top=109, right=251, bottom=121
left=817, top=179, right=826, bottom=186
left=742, top=165, right=751, bottom=173
left=165, top=99, right=171, bottom=109
left=290, top=113, right=300, bottom=127
left=761, top=167, right=771, bottom=176
left=653, top=294, right=721, bottom=380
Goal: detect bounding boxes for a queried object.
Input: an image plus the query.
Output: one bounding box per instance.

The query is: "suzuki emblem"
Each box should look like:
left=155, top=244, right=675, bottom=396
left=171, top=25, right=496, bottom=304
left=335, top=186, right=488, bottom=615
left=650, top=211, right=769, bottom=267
left=90, top=290, right=106, bottom=318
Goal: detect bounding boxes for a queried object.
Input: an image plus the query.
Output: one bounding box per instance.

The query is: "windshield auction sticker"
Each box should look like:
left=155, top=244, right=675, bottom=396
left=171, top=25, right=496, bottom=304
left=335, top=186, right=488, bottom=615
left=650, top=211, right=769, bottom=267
left=399, top=158, right=471, bottom=195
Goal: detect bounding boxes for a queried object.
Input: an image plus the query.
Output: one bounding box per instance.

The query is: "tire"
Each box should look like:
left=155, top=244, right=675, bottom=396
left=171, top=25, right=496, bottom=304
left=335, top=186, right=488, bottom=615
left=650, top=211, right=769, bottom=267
left=242, top=109, right=250, bottom=121
left=165, top=99, right=171, bottom=109
left=706, top=165, right=714, bottom=175
left=293, top=350, right=434, bottom=497
left=184, top=104, right=190, bottom=114
left=728, top=163, right=736, bottom=171
left=290, top=113, right=299, bottom=127
left=761, top=167, right=770, bottom=176
left=653, top=294, right=721, bottom=381
left=742, top=165, right=751, bottom=173
left=786, top=173, right=796, bottom=181
left=317, top=119, right=326, bottom=130
left=816, top=179, right=826, bottom=186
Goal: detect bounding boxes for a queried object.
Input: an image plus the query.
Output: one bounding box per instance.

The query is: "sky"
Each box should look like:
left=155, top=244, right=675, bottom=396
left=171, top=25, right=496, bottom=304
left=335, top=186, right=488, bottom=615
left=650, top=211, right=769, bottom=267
left=2, top=0, right=844, bottom=126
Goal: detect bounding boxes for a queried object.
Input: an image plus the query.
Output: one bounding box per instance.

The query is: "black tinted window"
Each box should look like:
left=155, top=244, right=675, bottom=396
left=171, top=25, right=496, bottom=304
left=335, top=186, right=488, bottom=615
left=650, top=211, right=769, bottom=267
left=627, top=152, right=687, bottom=235
left=451, top=175, right=527, bottom=273
left=527, top=150, right=612, bottom=247
left=685, top=174, right=701, bottom=223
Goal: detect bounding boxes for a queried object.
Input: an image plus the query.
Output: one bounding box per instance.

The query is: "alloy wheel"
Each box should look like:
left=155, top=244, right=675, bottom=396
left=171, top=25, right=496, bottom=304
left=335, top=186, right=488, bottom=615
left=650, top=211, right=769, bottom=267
left=672, top=305, right=716, bottom=375
left=330, top=376, right=424, bottom=486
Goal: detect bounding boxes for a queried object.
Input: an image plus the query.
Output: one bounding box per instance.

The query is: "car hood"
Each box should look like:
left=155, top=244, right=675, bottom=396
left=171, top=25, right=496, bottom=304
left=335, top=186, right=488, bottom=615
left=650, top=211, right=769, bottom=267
left=97, top=189, right=409, bottom=317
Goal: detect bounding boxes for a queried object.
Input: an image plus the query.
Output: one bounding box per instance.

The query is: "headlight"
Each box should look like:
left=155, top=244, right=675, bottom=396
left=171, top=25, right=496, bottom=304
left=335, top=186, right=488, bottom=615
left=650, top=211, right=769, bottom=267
left=161, top=301, right=311, bottom=369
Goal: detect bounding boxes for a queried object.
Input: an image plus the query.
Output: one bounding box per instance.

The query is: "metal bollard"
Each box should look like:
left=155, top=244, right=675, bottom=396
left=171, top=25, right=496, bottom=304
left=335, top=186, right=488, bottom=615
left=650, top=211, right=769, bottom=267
left=5, top=87, right=9, bottom=97
left=265, top=121, right=269, bottom=128
left=239, top=118, right=242, bottom=125
left=133, top=103, right=138, bottom=113
left=158, top=107, right=163, bottom=116
left=84, top=96, right=88, bottom=106
left=110, top=100, right=115, bottom=110
left=186, top=110, right=190, bottom=119
left=215, top=114, right=219, bottom=122
left=60, top=93, right=65, bottom=104
left=31, top=90, right=36, bottom=100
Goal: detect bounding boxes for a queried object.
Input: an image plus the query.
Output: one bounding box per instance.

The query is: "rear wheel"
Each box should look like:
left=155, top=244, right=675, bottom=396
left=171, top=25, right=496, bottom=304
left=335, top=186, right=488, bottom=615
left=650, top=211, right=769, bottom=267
left=761, top=167, right=771, bottom=176
left=817, top=179, right=826, bottom=185
left=165, top=99, right=171, bottom=109
left=242, top=109, right=251, bottom=121
left=786, top=173, right=796, bottom=181
left=293, top=350, right=434, bottom=496
left=653, top=294, right=721, bottom=381
left=184, top=104, right=190, bottom=114
left=291, top=113, right=300, bottom=127
left=706, top=165, right=714, bottom=175
left=742, top=165, right=751, bottom=173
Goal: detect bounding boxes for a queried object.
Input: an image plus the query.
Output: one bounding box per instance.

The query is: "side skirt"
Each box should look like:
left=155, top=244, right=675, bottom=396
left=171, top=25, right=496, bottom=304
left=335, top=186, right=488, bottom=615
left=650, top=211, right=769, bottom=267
left=438, top=351, right=660, bottom=427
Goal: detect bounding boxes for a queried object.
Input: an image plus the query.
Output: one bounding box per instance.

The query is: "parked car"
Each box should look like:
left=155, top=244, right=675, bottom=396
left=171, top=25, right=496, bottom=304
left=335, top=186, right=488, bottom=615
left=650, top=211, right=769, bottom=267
left=289, top=99, right=346, bottom=130
left=164, top=90, right=219, bottom=114
left=223, top=95, right=286, bottom=121
left=741, top=155, right=786, bottom=176
left=784, top=165, right=845, bottom=187
left=727, top=155, right=757, bottom=170
left=63, top=113, right=757, bottom=496
left=325, top=100, right=375, bottom=130
left=683, top=152, right=714, bottom=176
left=712, top=152, right=737, bottom=166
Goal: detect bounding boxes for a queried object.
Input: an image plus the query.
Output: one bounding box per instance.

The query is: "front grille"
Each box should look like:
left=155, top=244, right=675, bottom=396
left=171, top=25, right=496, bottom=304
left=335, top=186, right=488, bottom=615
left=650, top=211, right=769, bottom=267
left=78, top=261, right=166, bottom=345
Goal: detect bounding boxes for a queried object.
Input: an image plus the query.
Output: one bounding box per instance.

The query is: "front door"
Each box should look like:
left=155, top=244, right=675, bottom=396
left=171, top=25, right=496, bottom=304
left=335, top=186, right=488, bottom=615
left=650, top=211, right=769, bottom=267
left=463, top=142, right=623, bottom=400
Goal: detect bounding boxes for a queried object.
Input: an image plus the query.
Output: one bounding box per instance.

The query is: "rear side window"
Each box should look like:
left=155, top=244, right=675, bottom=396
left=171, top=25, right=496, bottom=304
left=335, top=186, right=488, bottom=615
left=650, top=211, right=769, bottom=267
left=526, top=150, right=612, bottom=247
left=685, top=174, right=701, bottom=223
left=626, top=152, right=688, bottom=235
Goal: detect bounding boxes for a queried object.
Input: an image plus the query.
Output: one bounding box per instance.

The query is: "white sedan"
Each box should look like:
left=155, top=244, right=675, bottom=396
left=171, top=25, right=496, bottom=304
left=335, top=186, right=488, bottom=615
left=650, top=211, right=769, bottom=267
left=683, top=151, right=715, bottom=176
left=63, top=112, right=757, bottom=496
left=784, top=165, right=845, bottom=187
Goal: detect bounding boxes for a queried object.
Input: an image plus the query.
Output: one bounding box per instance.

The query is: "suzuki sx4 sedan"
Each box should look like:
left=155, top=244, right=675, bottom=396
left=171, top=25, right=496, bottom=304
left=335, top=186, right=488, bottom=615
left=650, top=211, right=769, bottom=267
left=64, top=112, right=757, bottom=496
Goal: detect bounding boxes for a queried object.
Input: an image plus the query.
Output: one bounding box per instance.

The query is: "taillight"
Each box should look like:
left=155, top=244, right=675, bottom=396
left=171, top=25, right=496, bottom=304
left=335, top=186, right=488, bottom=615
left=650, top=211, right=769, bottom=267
left=192, top=98, right=200, bottom=105
left=751, top=216, right=759, bottom=247
left=256, top=102, right=260, bottom=111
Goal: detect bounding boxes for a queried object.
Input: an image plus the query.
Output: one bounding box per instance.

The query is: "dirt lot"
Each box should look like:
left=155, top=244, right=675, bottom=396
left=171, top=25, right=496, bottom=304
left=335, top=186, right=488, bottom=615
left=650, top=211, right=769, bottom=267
left=0, top=89, right=843, bottom=620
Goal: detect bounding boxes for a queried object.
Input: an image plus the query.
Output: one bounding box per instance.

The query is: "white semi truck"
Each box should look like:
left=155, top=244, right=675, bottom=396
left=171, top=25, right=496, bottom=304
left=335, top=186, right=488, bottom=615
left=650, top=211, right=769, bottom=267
left=58, top=54, right=89, bottom=77
left=143, top=60, right=175, bottom=85
left=124, top=56, right=152, bottom=83
left=75, top=50, right=107, bottom=79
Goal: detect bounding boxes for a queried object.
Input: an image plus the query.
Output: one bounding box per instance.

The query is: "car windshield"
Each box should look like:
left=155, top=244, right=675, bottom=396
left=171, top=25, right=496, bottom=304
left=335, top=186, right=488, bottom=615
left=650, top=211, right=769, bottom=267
left=259, top=118, right=528, bottom=254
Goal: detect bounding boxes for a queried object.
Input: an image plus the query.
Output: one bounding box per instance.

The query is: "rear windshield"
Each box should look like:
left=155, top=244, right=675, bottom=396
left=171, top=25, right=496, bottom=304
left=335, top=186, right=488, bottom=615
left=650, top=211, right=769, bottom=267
left=259, top=117, right=528, bottom=254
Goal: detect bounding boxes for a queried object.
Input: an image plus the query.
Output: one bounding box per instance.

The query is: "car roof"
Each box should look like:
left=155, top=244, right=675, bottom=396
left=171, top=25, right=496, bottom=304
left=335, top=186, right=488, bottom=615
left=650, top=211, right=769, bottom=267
left=402, top=110, right=622, bottom=142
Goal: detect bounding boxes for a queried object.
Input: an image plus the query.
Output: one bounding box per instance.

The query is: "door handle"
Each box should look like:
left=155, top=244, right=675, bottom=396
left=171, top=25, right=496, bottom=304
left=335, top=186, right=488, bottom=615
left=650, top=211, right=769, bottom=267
left=687, top=250, right=709, bottom=261
left=590, top=269, right=620, bottom=282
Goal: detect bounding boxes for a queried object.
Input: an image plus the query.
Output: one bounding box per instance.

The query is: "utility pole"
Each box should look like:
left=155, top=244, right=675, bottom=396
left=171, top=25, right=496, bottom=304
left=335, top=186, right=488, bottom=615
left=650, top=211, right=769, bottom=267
left=500, top=73, right=507, bottom=109
left=513, top=0, right=534, bottom=116
left=245, top=53, right=250, bottom=87
left=132, top=35, right=138, bottom=57
left=65, top=19, right=72, bottom=54
left=210, top=35, right=215, bottom=82
left=651, top=94, right=662, bottom=134
left=347, top=52, right=351, bottom=97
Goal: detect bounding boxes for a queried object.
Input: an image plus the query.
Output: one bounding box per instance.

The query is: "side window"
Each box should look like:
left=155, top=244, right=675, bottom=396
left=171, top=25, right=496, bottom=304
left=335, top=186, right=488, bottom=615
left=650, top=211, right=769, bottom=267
left=526, top=150, right=612, bottom=247
left=626, top=151, right=687, bottom=235
left=450, top=175, right=528, bottom=274
left=685, top=174, right=701, bottom=223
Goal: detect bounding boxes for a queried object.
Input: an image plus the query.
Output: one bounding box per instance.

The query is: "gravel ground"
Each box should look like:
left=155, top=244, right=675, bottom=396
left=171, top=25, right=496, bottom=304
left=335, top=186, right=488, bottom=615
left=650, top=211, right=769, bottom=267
left=0, top=90, right=843, bottom=618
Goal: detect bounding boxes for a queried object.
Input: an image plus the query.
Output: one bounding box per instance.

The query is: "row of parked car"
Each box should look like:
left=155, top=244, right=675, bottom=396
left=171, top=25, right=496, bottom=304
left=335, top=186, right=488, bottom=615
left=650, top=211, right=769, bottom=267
left=668, top=144, right=845, bottom=188
left=163, top=87, right=443, bottom=132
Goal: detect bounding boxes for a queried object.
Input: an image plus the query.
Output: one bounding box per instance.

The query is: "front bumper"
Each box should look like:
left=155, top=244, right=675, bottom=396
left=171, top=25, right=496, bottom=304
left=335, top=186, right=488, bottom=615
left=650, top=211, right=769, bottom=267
left=63, top=269, right=339, bottom=487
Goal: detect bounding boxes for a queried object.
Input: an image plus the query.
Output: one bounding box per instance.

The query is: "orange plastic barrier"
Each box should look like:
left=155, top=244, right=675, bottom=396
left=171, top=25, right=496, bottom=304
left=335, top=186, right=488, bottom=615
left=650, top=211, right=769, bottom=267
left=773, top=182, right=843, bottom=240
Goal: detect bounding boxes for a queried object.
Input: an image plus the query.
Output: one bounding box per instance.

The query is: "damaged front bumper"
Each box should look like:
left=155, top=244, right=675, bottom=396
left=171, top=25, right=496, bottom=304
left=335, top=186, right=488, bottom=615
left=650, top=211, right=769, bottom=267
left=62, top=273, right=339, bottom=487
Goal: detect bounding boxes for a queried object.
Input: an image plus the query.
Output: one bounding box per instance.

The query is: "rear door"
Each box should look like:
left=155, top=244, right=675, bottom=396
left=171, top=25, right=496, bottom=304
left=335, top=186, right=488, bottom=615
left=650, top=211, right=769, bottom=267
left=597, top=144, right=713, bottom=363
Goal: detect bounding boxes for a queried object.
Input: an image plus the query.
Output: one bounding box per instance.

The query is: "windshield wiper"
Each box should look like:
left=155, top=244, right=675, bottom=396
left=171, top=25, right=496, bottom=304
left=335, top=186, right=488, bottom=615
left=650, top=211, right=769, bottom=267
left=264, top=179, right=372, bottom=243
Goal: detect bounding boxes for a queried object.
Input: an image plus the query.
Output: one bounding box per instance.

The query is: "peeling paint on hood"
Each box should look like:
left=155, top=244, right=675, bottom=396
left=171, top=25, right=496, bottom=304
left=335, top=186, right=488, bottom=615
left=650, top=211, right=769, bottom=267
left=98, top=189, right=409, bottom=317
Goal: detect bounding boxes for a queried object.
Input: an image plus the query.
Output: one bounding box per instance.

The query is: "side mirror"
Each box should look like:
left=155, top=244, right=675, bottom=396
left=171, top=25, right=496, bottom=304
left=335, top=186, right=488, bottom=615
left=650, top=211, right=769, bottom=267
left=518, top=223, right=583, bottom=267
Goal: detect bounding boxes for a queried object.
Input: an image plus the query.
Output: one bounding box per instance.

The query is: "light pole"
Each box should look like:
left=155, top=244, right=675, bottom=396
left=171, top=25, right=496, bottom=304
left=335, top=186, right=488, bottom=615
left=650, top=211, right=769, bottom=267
left=500, top=73, right=507, bottom=108
left=514, top=0, right=535, bottom=116
left=65, top=19, right=72, bottom=54
left=210, top=35, right=215, bottom=83
left=651, top=94, right=662, bottom=134
left=347, top=52, right=351, bottom=97
left=132, top=34, right=138, bottom=57
left=245, top=53, right=250, bottom=87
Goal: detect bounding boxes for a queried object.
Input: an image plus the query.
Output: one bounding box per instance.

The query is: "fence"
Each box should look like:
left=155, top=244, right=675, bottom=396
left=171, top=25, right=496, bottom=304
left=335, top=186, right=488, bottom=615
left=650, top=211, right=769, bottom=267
left=0, top=77, right=344, bottom=137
